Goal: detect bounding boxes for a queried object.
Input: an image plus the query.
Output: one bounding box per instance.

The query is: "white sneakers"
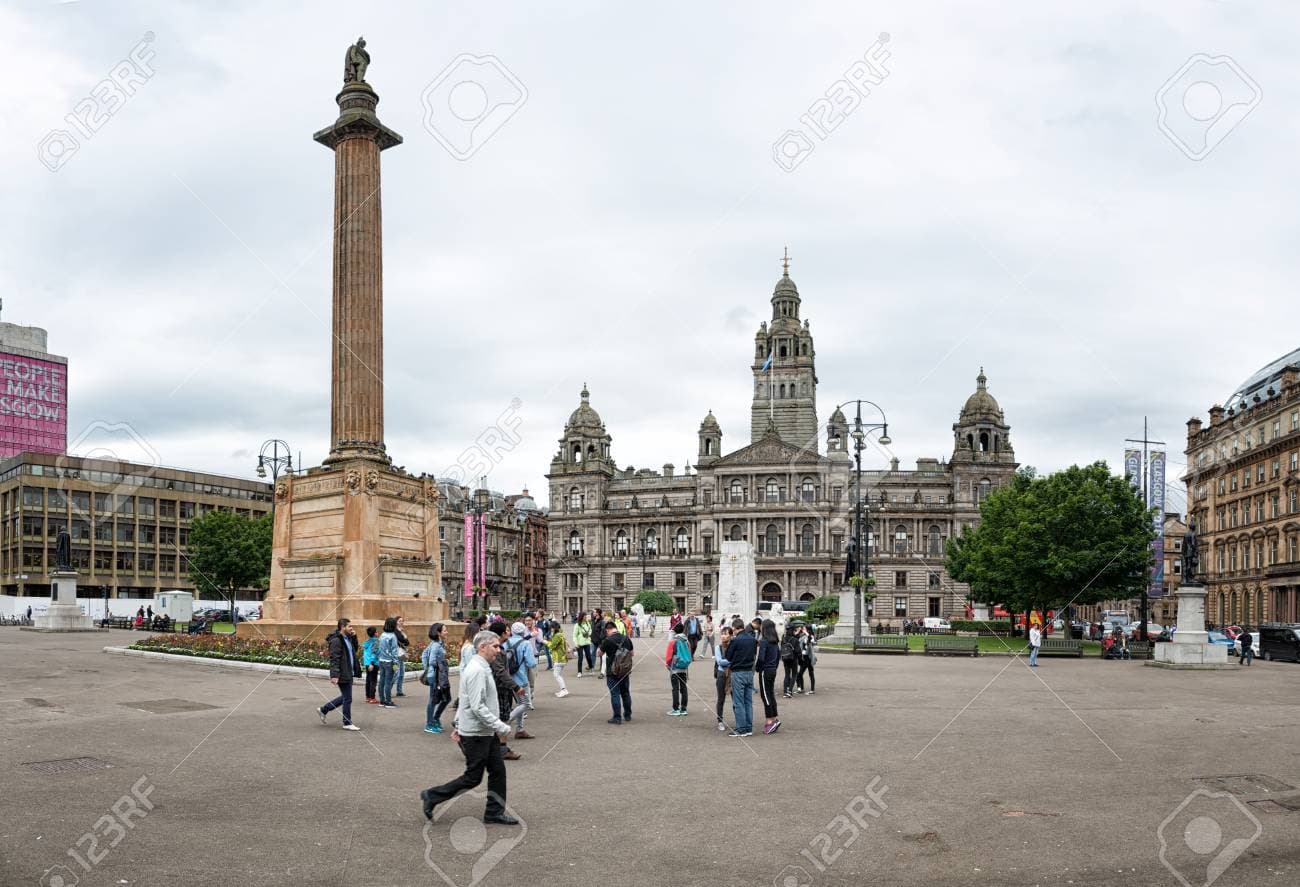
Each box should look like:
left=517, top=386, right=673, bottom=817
left=555, top=689, right=570, bottom=698
left=342, top=724, right=361, bottom=731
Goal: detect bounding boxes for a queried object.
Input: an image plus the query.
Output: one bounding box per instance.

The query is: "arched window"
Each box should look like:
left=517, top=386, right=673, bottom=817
left=568, top=530, right=583, bottom=556
left=703, top=438, right=714, bottom=455
left=615, top=530, right=629, bottom=557
left=928, top=525, right=942, bottom=556
left=644, top=529, right=658, bottom=557
left=967, top=433, right=974, bottom=450
left=730, top=480, right=744, bottom=503
left=765, top=523, right=781, bottom=555
left=801, top=478, right=816, bottom=502
left=977, top=479, right=991, bottom=503
left=779, top=344, right=788, bottom=357
left=766, top=479, right=781, bottom=503
left=569, top=487, right=583, bottom=511
left=801, top=342, right=808, bottom=356
left=779, top=383, right=786, bottom=398
left=800, top=523, right=814, bottom=555
left=572, top=444, right=582, bottom=463
left=729, top=523, right=743, bottom=541
left=894, top=524, right=909, bottom=554
left=675, top=527, right=689, bottom=555
left=979, top=432, right=990, bottom=452
left=587, top=444, right=597, bottom=461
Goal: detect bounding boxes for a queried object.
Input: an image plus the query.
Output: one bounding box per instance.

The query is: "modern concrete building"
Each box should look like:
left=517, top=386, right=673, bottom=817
left=0, top=452, right=272, bottom=600
left=1184, top=346, right=1300, bottom=626
left=545, top=262, right=1019, bottom=622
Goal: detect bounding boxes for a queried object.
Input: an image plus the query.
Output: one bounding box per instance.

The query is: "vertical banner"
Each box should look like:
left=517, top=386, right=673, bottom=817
left=1124, top=449, right=1142, bottom=494
left=1149, top=451, right=1166, bottom=599
left=464, top=513, right=475, bottom=598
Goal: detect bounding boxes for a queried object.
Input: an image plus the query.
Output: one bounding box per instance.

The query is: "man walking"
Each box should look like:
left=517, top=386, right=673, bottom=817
left=601, top=619, right=634, bottom=724
left=1028, top=622, right=1042, bottom=667
left=420, top=631, right=519, bottom=825
left=686, top=609, right=702, bottom=658
left=1239, top=629, right=1254, bottom=665
left=318, top=618, right=362, bottom=731
left=725, top=617, right=757, bottom=737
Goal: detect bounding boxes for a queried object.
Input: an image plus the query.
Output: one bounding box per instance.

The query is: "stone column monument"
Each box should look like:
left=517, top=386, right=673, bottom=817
left=716, top=541, right=757, bottom=624
left=241, top=41, right=444, bottom=641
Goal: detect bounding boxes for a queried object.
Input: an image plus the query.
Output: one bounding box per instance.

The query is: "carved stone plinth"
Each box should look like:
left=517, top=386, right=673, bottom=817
left=1149, top=584, right=1230, bottom=670
left=26, top=571, right=98, bottom=632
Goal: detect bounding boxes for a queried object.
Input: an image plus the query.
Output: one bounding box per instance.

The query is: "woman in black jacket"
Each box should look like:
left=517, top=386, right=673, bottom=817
left=757, top=619, right=781, bottom=734
left=394, top=616, right=410, bottom=697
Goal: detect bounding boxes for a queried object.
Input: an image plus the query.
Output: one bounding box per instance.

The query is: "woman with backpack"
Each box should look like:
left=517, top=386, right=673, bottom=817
left=780, top=624, right=800, bottom=698
left=666, top=622, right=692, bottom=716
left=713, top=624, right=733, bottom=732
left=757, top=619, right=781, bottom=734
left=422, top=623, right=451, bottom=733
left=797, top=624, right=817, bottom=695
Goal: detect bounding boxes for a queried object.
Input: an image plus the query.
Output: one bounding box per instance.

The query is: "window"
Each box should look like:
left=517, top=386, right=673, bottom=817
left=766, top=479, right=781, bottom=503
left=180, top=502, right=195, bottom=519
left=674, top=571, right=686, bottom=588
left=116, top=495, right=134, bottom=516
left=569, top=488, right=583, bottom=511
left=564, top=574, right=580, bottom=590
left=702, top=535, right=714, bottom=555
left=160, top=526, right=176, bottom=546
left=895, top=570, right=908, bottom=588
left=800, top=523, right=814, bottom=555
left=894, top=525, right=908, bottom=554
left=643, top=530, right=658, bottom=557
left=22, top=515, right=42, bottom=536
left=674, top=528, right=689, bottom=555
left=928, top=597, right=942, bottom=618
left=642, top=572, right=655, bottom=589
left=674, top=596, right=687, bottom=613
left=729, top=523, right=743, bottom=542
left=832, top=533, right=843, bottom=555
left=730, top=480, right=744, bottom=504
left=159, top=499, right=176, bottom=518
left=615, top=531, right=629, bottom=558
left=703, top=573, right=713, bottom=589
left=94, top=521, right=112, bottom=543
left=613, top=572, right=625, bottom=590
left=138, top=497, right=155, bottom=518
left=116, top=551, right=135, bottom=572
left=928, top=526, right=942, bottom=556
left=1274, top=459, right=1282, bottom=479
left=71, top=491, right=90, bottom=514
left=568, top=531, right=583, bottom=556
left=977, top=479, right=991, bottom=503
left=1257, top=464, right=1265, bottom=483
left=894, top=596, right=907, bottom=617
left=928, top=573, right=940, bottom=588
left=139, top=524, right=156, bottom=544
left=1290, top=537, right=1298, bottom=562
left=764, top=524, right=781, bottom=555
left=801, top=479, right=815, bottom=502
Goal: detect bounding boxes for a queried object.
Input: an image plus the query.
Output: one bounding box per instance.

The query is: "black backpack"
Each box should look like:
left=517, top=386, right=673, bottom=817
left=780, top=634, right=798, bottom=661
left=610, top=637, right=634, bottom=678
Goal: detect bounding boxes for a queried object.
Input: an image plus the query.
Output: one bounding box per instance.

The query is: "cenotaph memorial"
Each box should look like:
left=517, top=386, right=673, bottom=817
left=716, top=540, right=757, bottom=624
left=27, top=528, right=97, bottom=632
left=241, top=40, right=444, bottom=641
left=1151, top=520, right=1229, bottom=669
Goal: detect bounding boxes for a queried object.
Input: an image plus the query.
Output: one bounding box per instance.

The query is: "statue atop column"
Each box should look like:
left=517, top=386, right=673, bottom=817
left=343, top=37, right=370, bottom=84
left=1182, top=518, right=1199, bottom=584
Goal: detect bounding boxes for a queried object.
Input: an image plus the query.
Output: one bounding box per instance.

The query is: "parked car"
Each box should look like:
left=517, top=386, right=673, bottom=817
left=1221, top=625, right=1244, bottom=641
left=1257, top=624, right=1300, bottom=662
left=1205, top=630, right=1235, bottom=647
left=1122, top=623, right=1164, bottom=639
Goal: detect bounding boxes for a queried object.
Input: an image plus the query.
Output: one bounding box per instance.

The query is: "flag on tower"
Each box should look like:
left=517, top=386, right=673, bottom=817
left=761, top=350, right=773, bottom=372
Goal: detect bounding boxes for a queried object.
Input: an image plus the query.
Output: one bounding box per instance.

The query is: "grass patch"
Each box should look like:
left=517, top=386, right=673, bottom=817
left=823, top=635, right=1105, bottom=657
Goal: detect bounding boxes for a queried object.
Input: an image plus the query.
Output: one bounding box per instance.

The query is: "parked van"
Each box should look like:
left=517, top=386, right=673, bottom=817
left=1257, top=624, right=1300, bottom=662
left=922, top=617, right=952, bottom=632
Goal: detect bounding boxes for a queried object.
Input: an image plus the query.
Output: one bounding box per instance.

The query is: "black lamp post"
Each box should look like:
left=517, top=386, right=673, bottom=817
left=469, top=482, right=491, bottom=611
left=841, top=400, right=891, bottom=649
left=256, top=439, right=295, bottom=513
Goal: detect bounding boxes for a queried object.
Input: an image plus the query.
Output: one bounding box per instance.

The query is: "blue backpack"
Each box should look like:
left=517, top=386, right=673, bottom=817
left=672, top=637, right=692, bottom=670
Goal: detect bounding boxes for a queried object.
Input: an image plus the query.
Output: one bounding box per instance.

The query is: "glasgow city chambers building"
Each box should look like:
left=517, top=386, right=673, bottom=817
left=545, top=263, right=1018, bottom=622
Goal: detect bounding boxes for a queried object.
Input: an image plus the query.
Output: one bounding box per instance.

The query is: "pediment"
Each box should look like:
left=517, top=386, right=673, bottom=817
left=713, top=433, right=825, bottom=467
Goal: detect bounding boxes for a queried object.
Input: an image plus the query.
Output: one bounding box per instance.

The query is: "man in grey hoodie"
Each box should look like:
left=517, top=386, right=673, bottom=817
left=420, top=631, right=519, bottom=825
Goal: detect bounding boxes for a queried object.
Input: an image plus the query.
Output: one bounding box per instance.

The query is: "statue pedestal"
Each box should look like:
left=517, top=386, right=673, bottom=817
left=714, top=541, right=757, bottom=624
left=27, top=571, right=98, bottom=632
left=1150, top=584, right=1229, bottom=669
left=826, top=589, right=871, bottom=645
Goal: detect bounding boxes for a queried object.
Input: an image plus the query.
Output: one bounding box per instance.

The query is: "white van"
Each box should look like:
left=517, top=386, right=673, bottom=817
left=922, top=617, right=952, bottom=632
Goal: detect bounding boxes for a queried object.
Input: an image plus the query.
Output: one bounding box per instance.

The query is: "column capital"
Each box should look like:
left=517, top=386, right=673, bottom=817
left=313, top=82, right=403, bottom=151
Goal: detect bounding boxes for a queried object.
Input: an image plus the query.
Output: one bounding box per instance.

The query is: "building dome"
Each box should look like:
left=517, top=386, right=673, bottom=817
left=773, top=272, right=799, bottom=296
left=960, top=368, right=1002, bottom=421
left=829, top=406, right=846, bottom=424
left=1227, top=345, right=1300, bottom=409
left=513, top=488, right=539, bottom=513
left=566, top=384, right=603, bottom=429
left=699, top=410, right=721, bottom=432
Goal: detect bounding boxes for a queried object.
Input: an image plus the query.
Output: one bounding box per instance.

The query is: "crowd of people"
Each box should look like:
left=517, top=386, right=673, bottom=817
left=311, top=606, right=822, bottom=825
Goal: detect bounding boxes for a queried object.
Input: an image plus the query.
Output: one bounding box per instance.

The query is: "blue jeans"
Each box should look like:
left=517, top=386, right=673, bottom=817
left=427, top=684, right=449, bottom=727
left=540, top=645, right=553, bottom=669
left=730, top=670, right=754, bottom=734
left=321, top=681, right=354, bottom=726
left=396, top=659, right=406, bottom=694
left=606, top=673, right=632, bottom=721
left=378, top=662, right=396, bottom=704
left=1029, top=645, right=1039, bottom=666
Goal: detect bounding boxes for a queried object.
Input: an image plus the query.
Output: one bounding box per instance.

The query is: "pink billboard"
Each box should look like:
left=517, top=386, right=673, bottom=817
left=0, top=350, right=67, bottom=458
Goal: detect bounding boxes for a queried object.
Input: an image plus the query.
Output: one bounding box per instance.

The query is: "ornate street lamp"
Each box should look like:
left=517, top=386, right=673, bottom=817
left=840, top=400, right=890, bottom=649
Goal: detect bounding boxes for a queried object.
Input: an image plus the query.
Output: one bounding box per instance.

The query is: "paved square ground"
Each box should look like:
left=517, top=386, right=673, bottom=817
left=2, top=628, right=1299, bottom=886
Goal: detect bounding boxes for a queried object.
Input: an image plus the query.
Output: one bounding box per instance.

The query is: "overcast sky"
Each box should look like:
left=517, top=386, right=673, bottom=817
left=7, top=0, right=1297, bottom=515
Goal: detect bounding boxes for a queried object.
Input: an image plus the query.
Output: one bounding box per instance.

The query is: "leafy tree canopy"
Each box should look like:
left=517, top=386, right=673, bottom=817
left=632, top=590, right=674, bottom=614
left=187, top=511, right=272, bottom=608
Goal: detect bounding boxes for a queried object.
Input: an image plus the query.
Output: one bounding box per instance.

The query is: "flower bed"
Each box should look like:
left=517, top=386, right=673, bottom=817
left=128, top=633, right=457, bottom=669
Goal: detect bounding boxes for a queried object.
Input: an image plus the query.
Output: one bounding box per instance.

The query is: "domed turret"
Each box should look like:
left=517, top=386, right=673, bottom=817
left=952, top=368, right=1013, bottom=462
left=551, top=384, right=613, bottom=476
left=566, top=383, right=604, bottom=431
left=959, top=368, right=1003, bottom=423
left=698, top=409, right=722, bottom=466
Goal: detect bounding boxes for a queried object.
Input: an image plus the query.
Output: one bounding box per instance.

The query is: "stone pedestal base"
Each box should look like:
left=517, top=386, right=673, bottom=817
left=27, top=572, right=98, bottom=632
left=240, top=463, right=446, bottom=642
left=1148, top=583, right=1230, bottom=670
left=825, top=589, right=871, bottom=645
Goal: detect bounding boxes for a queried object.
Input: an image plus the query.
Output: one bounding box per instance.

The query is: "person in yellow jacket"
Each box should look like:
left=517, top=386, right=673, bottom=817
left=572, top=613, right=593, bottom=677
left=547, top=630, right=570, bottom=698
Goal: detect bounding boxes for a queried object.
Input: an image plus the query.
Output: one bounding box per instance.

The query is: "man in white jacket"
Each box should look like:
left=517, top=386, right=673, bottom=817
left=420, top=631, right=519, bottom=825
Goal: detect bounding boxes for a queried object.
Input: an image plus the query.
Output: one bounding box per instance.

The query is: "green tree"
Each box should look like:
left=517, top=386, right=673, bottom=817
left=947, top=463, right=1154, bottom=624
left=806, top=594, right=840, bottom=623
left=188, top=511, right=272, bottom=623
left=632, top=589, right=674, bottom=615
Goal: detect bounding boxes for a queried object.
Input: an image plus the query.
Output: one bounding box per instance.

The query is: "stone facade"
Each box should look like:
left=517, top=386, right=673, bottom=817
left=434, top=483, right=548, bottom=613
left=545, top=265, right=1018, bottom=623
left=1183, top=347, right=1300, bottom=627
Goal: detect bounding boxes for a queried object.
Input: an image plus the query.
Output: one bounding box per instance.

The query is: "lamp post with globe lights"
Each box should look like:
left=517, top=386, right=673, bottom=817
left=840, top=400, right=890, bottom=649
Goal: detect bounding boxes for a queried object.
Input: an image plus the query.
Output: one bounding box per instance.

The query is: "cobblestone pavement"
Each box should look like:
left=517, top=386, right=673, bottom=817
left=2, top=628, right=1298, bottom=886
